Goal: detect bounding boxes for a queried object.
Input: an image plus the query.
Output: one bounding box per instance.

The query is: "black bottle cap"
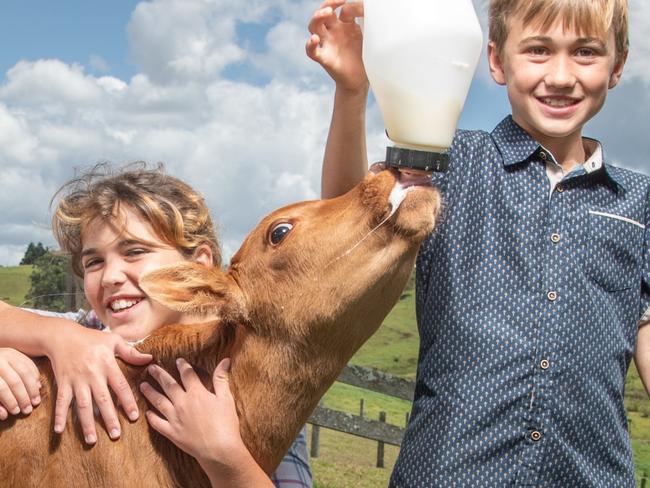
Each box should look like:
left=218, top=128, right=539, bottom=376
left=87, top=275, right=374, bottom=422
left=385, top=146, right=449, bottom=172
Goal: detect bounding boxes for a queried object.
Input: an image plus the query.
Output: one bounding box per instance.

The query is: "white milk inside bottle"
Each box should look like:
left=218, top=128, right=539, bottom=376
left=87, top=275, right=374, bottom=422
left=362, top=0, right=483, bottom=152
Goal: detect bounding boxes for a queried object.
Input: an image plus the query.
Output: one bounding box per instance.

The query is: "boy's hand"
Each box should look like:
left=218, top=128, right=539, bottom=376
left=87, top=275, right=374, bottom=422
left=45, top=326, right=152, bottom=444
left=306, top=0, right=368, bottom=92
left=0, top=348, right=41, bottom=419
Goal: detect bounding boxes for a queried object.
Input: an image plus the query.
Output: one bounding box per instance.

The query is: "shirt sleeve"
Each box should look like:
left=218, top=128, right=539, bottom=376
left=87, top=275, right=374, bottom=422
left=21, top=308, right=105, bottom=330
left=270, top=425, right=312, bottom=488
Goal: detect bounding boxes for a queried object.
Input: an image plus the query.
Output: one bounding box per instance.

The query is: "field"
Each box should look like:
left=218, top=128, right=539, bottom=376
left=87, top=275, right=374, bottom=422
left=2, top=266, right=650, bottom=486
left=0, top=265, right=32, bottom=306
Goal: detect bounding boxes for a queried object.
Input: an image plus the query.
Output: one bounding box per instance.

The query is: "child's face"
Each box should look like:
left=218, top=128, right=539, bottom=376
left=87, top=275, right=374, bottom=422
left=80, top=208, right=189, bottom=341
left=488, top=13, right=625, bottom=149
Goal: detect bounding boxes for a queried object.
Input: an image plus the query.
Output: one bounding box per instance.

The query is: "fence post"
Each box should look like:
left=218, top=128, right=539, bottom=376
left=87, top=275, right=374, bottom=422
left=641, top=472, right=647, bottom=488
left=310, top=424, right=320, bottom=458
left=359, top=399, right=365, bottom=418
left=376, top=411, right=386, bottom=468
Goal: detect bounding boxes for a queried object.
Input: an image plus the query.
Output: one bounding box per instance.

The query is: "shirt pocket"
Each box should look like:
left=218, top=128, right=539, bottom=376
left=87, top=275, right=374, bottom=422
left=584, top=210, right=645, bottom=292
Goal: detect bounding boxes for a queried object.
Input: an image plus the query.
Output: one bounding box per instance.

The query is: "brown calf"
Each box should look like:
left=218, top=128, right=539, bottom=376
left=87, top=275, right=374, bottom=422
left=0, top=168, right=440, bottom=487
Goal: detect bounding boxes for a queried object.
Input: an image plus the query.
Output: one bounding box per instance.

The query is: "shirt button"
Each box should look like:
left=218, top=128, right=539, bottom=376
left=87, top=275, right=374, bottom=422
left=547, top=291, right=558, bottom=302
left=540, top=359, right=550, bottom=370
left=556, top=184, right=565, bottom=193
left=550, top=233, right=561, bottom=243
left=539, top=151, right=547, bottom=160
left=531, top=431, right=543, bottom=442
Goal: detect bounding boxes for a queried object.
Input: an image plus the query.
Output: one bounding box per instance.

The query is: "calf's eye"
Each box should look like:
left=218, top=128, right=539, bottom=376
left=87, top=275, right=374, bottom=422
left=269, top=223, right=293, bottom=245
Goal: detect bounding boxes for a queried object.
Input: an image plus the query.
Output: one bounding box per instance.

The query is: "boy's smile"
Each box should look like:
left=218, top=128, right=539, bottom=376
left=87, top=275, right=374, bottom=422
left=488, top=13, right=625, bottom=166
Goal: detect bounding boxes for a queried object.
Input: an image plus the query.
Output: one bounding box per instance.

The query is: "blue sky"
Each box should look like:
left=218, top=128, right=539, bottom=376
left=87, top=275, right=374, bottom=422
left=0, top=0, right=648, bottom=266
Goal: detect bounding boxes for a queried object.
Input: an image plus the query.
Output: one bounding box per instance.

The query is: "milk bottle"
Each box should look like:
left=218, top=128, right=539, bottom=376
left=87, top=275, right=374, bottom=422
left=361, top=0, right=483, bottom=171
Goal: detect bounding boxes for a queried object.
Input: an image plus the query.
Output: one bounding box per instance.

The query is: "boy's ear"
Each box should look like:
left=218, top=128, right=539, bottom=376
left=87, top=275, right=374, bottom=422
left=487, top=41, right=507, bottom=86
left=608, top=50, right=628, bottom=89
left=140, top=262, right=245, bottom=320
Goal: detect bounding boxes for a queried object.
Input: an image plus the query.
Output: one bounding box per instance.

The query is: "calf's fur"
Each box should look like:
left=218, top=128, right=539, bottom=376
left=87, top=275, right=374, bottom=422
left=0, top=168, right=440, bottom=487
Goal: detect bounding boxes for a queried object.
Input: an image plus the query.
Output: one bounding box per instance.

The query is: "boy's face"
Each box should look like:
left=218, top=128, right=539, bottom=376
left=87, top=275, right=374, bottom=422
left=488, top=13, right=626, bottom=149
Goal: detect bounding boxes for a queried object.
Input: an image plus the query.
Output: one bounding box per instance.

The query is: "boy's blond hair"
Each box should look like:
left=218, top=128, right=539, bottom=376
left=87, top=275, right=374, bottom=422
left=489, top=0, right=629, bottom=61
left=51, top=162, right=222, bottom=277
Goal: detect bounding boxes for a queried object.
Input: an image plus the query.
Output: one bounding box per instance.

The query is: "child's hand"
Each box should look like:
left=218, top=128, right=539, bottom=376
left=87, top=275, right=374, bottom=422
left=306, top=0, right=368, bottom=92
left=141, top=358, right=259, bottom=478
left=0, top=348, right=41, bottom=419
left=45, top=326, right=152, bottom=444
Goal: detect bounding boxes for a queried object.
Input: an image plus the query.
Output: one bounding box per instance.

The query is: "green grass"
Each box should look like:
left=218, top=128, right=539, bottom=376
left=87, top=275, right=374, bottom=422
left=0, top=265, right=32, bottom=306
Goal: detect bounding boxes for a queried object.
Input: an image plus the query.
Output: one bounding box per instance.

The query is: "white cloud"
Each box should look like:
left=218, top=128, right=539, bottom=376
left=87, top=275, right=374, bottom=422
left=0, top=0, right=648, bottom=267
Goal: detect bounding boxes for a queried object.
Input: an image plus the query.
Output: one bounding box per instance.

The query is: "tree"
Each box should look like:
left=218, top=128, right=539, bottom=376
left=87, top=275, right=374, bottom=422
left=25, top=252, right=69, bottom=312
left=20, top=242, right=48, bottom=265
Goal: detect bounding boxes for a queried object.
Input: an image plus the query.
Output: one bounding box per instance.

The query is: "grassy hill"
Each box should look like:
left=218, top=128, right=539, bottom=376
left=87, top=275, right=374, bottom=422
left=0, top=265, right=32, bottom=306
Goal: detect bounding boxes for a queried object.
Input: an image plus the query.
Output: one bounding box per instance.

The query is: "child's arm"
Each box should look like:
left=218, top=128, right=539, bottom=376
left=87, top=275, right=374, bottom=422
left=306, top=0, right=369, bottom=198
left=0, top=300, right=152, bottom=443
left=140, top=358, right=274, bottom=488
left=636, top=320, right=650, bottom=396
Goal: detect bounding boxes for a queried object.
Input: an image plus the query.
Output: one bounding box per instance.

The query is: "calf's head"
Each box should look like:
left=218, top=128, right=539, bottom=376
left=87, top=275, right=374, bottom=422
left=141, top=168, right=440, bottom=360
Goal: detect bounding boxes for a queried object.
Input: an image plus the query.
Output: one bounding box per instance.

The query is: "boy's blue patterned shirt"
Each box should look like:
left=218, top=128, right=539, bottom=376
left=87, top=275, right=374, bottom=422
left=390, top=116, right=650, bottom=487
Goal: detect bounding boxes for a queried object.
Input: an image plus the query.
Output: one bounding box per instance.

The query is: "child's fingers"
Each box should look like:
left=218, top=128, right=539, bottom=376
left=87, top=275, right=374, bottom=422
left=176, top=358, right=201, bottom=391
left=0, top=405, right=7, bottom=420
left=114, top=341, right=153, bottom=366
left=107, top=364, right=139, bottom=422
left=1, top=367, right=33, bottom=414
left=139, top=382, right=174, bottom=421
left=147, top=364, right=184, bottom=401
left=73, top=385, right=98, bottom=445
left=13, top=360, right=41, bottom=407
left=306, top=34, right=322, bottom=61
left=144, top=409, right=173, bottom=439
left=91, top=383, right=121, bottom=440
left=0, top=376, right=20, bottom=415
left=338, top=2, right=364, bottom=23
left=212, top=358, right=231, bottom=389
left=53, top=384, right=73, bottom=433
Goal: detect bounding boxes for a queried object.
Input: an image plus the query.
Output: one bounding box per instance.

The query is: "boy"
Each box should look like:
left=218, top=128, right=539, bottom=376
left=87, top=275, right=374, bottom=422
left=307, top=0, right=649, bottom=485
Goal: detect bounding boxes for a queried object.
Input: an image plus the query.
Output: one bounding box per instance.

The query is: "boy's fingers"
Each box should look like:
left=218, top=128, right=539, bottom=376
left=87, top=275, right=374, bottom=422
left=53, top=385, right=73, bottom=433
left=0, top=406, right=7, bottom=420
left=91, top=384, right=121, bottom=440
left=339, top=2, right=364, bottom=23
left=107, top=368, right=139, bottom=422
left=74, top=386, right=98, bottom=445
left=139, top=382, right=174, bottom=420
left=0, top=377, right=20, bottom=415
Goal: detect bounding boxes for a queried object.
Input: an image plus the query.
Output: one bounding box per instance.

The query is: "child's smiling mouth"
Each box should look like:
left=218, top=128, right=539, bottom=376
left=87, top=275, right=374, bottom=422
left=108, top=297, right=144, bottom=314
left=537, top=95, right=582, bottom=108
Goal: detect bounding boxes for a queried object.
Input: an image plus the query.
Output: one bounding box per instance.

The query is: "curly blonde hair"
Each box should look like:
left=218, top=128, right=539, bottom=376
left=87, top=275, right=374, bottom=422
left=52, top=162, right=221, bottom=277
left=489, top=0, right=629, bottom=61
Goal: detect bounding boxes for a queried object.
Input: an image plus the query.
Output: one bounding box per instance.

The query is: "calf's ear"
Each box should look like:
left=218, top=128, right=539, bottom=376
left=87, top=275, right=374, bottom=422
left=140, top=262, right=245, bottom=319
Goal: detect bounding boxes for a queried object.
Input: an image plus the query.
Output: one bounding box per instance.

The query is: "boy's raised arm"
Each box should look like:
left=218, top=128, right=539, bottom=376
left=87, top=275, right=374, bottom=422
left=306, top=0, right=370, bottom=198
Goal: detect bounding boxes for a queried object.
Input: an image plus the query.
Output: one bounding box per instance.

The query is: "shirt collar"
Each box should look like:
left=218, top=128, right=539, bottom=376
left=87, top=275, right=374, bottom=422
left=490, top=115, right=625, bottom=192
